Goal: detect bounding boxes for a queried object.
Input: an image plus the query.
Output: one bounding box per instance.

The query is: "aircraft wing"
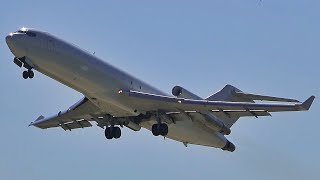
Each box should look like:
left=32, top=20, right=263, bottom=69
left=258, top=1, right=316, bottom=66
left=30, top=90, right=315, bottom=131
left=29, top=97, right=103, bottom=130
left=120, top=90, right=315, bottom=114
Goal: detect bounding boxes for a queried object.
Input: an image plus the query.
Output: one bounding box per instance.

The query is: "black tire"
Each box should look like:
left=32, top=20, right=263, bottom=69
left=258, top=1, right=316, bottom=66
left=105, top=127, right=113, bottom=139
left=113, top=127, right=121, bottom=139
left=159, top=123, right=168, bottom=136
left=152, top=124, right=160, bottom=136
left=23, top=71, right=29, bottom=79
left=28, top=70, right=34, bottom=79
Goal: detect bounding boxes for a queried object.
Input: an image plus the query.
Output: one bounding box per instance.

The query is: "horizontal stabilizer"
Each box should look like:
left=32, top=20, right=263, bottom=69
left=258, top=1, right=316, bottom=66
left=235, top=92, right=300, bottom=103
left=206, top=84, right=301, bottom=103
left=36, top=115, right=44, bottom=121
left=301, top=96, right=315, bottom=110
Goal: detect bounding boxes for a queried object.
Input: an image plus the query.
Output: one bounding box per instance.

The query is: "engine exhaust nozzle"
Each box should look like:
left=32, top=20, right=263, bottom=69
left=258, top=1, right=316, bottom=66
left=222, top=141, right=236, bottom=152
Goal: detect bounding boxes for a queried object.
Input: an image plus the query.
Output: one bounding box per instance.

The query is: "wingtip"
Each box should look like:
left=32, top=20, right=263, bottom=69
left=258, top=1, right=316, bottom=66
left=301, top=95, right=315, bottom=110
left=29, top=115, right=45, bottom=127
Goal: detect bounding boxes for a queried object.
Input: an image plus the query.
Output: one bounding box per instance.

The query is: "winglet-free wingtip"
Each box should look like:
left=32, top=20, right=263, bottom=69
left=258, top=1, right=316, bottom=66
left=29, top=115, right=45, bottom=127
left=301, top=95, right=315, bottom=110
left=28, top=122, right=34, bottom=127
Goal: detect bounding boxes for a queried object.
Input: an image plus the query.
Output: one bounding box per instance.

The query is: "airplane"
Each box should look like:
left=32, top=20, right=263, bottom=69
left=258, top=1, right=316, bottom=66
left=5, top=27, right=315, bottom=152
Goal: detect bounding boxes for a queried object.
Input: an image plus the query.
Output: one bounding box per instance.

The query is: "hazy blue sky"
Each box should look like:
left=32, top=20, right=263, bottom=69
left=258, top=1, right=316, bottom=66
left=1, top=1, right=319, bottom=179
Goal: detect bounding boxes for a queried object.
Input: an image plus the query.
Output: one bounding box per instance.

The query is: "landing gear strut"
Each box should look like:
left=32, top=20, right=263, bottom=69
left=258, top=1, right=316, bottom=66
left=105, top=126, right=121, bottom=139
left=152, top=123, right=168, bottom=136
left=14, top=57, right=35, bottom=79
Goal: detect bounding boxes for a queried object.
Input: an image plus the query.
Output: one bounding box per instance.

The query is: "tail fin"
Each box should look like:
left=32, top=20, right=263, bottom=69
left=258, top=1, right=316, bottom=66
left=206, top=84, right=253, bottom=102
left=205, top=85, right=252, bottom=127
left=205, top=84, right=300, bottom=127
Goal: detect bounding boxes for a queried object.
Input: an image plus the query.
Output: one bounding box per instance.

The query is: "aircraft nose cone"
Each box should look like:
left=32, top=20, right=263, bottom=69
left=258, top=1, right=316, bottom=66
left=5, top=33, right=25, bottom=57
left=5, top=33, right=13, bottom=46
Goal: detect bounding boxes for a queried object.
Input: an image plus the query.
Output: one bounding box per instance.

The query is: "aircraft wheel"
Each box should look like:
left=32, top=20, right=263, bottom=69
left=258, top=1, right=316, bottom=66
left=113, top=127, right=121, bottom=139
left=159, top=123, right=168, bottom=136
left=28, top=70, right=34, bottom=79
left=105, top=127, right=113, bottom=139
left=23, top=71, right=29, bottom=79
left=152, top=124, right=160, bottom=136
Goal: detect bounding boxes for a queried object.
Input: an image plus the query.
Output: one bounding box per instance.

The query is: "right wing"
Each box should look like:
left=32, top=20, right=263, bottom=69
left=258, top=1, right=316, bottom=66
left=119, top=90, right=315, bottom=115
left=118, top=89, right=314, bottom=128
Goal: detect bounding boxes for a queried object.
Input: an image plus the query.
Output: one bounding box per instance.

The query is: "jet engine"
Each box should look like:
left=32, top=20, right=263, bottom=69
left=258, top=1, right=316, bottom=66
left=172, top=86, right=202, bottom=100
left=222, top=140, right=236, bottom=152
left=172, top=85, right=231, bottom=135
left=202, top=113, right=231, bottom=135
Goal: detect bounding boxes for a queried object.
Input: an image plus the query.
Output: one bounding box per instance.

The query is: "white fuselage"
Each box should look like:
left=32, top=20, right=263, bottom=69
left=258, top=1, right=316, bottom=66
left=6, top=29, right=228, bottom=148
left=29, top=31, right=166, bottom=117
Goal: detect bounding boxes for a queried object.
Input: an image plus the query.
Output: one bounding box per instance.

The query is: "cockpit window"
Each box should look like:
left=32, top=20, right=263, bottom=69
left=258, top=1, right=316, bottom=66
left=15, top=29, right=36, bottom=37
left=17, top=30, right=27, bottom=33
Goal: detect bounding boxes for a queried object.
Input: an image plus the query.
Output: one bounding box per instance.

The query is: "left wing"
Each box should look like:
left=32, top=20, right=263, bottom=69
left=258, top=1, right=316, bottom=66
left=30, top=97, right=103, bottom=130
left=30, top=97, right=143, bottom=131
left=119, top=90, right=315, bottom=114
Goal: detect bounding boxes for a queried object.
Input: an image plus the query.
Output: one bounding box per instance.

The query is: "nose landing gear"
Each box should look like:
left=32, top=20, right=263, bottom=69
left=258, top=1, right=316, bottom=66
left=13, top=57, right=35, bottom=79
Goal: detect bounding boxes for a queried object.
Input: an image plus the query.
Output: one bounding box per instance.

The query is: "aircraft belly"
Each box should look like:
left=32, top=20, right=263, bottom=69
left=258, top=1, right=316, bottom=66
left=140, top=120, right=227, bottom=148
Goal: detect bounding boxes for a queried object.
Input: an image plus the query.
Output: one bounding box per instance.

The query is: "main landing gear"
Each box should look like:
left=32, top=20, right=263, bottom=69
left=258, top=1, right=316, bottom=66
left=152, top=123, right=168, bottom=136
left=22, top=70, right=34, bottom=79
left=105, top=126, right=121, bottom=139
left=13, top=57, right=35, bottom=79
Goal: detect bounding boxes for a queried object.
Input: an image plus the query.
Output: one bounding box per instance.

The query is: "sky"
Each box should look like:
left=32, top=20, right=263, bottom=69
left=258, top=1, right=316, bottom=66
left=1, top=0, right=319, bottom=179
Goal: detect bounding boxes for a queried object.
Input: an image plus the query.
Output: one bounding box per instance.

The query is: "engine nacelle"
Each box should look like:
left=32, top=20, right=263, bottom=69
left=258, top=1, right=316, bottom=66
left=172, top=86, right=202, bottom=100
left=202, top=113, right=231, bottom=135
left=222, top=140, right=236, bottom=152
left=172, top=86, right=231, bottom=135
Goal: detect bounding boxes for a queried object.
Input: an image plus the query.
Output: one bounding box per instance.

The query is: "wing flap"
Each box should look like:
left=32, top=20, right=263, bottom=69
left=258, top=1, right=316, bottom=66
left=60, top=120, right=92, bottom=131
left=167, top=110, right=270, bottom=119
left=211, top=110, right=271, bottom=118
